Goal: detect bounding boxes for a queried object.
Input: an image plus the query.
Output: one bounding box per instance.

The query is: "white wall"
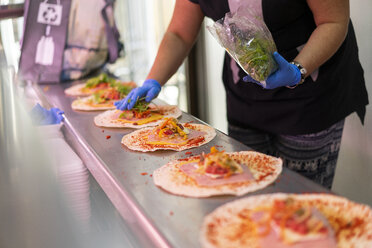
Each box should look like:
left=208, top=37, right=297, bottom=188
left=332, top=0, right=372, bottom=206
left=202, top=19, right=227, bottom=133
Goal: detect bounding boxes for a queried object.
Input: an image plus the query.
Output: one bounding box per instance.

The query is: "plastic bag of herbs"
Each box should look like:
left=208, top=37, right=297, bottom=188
left=207, top=6, right=277, bottom=85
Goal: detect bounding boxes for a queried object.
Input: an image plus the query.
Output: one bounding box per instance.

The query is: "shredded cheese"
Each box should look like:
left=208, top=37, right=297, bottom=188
left=196, top=146, right=243, bottom=177
left=117, top=114, right=163, bottom=125
left=154, top=118, right=188, bottom=139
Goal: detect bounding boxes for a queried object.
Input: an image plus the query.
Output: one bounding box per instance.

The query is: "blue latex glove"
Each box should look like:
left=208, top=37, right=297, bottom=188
left=243, top=51, right=301, bottom=89
left=30, top=103, right=64, bottom=125
left=114, top=79, right=161, bottom=110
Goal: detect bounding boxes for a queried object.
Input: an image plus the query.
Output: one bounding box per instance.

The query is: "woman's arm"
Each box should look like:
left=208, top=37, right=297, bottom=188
left=146, top=0, right=204, bottom=85
left=295, top=0, right=350, bottom=76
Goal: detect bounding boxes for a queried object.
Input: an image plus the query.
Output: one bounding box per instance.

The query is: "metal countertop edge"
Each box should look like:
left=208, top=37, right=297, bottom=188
left=34, top=84, right=172, bottom=248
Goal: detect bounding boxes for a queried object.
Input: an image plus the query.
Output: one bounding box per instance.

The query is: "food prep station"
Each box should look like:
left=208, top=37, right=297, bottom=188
left=35, top=81, right=330, bottom=248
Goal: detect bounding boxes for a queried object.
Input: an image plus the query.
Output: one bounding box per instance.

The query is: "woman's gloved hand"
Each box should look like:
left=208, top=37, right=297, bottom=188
left=243, top=52, right=301, bottom=89
left=115, top=79, right=161, bottom=110
left=30, top=103, right=64, bottom=125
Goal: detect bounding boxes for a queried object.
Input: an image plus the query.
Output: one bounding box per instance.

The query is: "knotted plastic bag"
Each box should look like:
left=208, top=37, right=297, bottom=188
left=207, top=6, right=277, bottom=84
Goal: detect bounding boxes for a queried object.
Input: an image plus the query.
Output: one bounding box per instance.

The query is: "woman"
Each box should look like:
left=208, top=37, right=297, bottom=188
left=115, top=0, right=368, bottom=189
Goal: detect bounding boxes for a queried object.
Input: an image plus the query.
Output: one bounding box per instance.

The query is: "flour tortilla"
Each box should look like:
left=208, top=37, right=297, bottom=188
left=64, top=83, right=88, bottom=96
left=121, top=123, right=216, bottom=152
left=201, top=193, right=372, bottom=248
left=71, top=96, right=116, bottom=111
left=153, top=151, right=282, bottom=197
left=94, top=105, right=182, bottom=128
left=65, top=81, right=137, bottom=97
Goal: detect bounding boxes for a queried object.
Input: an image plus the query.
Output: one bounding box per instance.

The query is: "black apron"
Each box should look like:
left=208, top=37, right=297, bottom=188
left=189, top=0, right=368, bottom=134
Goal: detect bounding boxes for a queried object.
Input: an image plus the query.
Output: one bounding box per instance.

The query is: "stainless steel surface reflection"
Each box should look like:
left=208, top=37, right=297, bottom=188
left=0, top=47, right=85, bottom=248
left=37, top=82, right=330, bottom=248
left=47, top=134, right=92, bottom=228
left=0, top=47, right=157, bottom=248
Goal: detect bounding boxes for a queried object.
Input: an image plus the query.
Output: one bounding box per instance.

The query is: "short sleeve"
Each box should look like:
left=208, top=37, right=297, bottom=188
left=188, top=0, right=199, bottom=4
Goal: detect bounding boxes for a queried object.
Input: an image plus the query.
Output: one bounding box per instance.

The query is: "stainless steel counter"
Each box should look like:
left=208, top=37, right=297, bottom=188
left=37, top=82, right=329, bottom=248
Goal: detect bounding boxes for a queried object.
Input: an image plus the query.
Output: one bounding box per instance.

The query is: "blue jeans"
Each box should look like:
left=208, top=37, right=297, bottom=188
left=228, top=120, right=345, bottom=189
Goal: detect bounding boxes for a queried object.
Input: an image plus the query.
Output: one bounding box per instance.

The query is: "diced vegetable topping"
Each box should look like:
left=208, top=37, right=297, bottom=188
left=84, top=73, right=117, bottom=89
left=252, top=197, right=329, bottom=243
left=119, top=111, right=135, bottom=119
left=197, top=146, right=243, bottom=177
left=92, top=88, right=122, bottom=104
left=154, top=118, right=188, bottom=139
left=272, top=199, right=328, bottom=237
left=119, top=98, right=160, bottom=119
left=84, top=73, right=134, bottom=96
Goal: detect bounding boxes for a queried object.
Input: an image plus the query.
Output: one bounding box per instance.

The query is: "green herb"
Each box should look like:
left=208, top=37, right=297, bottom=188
left=85, top=73, right=117, bottom=88
left=222, top=157, right=239, bottom=172
left=115, top=83, right=133, bottom=98
left=132, top=97, right=150, bottom=113
left=92, top=91, right=106, bottom=104
left=235, top=34, right=277, bottom=82
left=295, top=208, right=305, bottom=216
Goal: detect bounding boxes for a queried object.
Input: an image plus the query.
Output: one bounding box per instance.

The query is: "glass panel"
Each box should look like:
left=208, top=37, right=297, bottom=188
left=0, top=10, right=23, bottom=71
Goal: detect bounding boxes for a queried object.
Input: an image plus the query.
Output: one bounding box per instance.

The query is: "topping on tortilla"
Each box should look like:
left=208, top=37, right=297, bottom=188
left=114, top=82, right=134, bottom=96
left=252, top=197, right=333, bottom=244
left=196, top=146, right=243, bottom=178
left=71, top=78, right=136, bottom=111
left=90, top=89, right=120, bottom=104
left=89, top=82, right=131, bottom=105
left=118, top=98, right=156, bottom=120
left=83, top=73, right=134, bottom=94
left=177, top=148, right=255, bottom=187
left=152, top=118, right=189, bottom=140
left=66, top=73, right=136, bottom=97
left=131, top=97, right=151, bottom=112
left=121, top=122, right=216, bottom=152
left=84, top=73, right=116, bottom=88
